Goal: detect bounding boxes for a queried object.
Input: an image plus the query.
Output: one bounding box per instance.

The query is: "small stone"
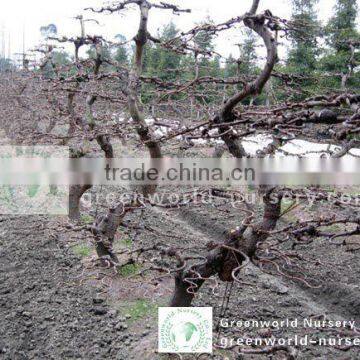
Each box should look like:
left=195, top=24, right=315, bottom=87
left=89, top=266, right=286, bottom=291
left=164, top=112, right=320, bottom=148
left=91, top=307, right=108, bottom=316
left=115, top=322, right=128, bottom=331
left=115, top=323, right=123, bottom=331
left=258, top=328, right=272, bottom=338
left=0, top=343, right=6, bottom=354
left=275, top=284, right=289, bottom=295
left=108, top=309, right=117, bottom=318
left=93, top=297, right=105, bottom=304
left=262, top=306, right=275, bottom=314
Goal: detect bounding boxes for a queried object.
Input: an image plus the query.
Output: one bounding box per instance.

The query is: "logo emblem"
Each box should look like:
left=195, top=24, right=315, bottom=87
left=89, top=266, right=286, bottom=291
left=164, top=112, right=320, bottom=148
left=158, top=307, right=213, bottom=353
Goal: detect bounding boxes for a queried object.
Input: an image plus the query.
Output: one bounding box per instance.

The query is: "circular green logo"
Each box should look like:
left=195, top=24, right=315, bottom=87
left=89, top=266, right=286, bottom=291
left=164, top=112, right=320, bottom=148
left=159, top=307, right=212, bottom=353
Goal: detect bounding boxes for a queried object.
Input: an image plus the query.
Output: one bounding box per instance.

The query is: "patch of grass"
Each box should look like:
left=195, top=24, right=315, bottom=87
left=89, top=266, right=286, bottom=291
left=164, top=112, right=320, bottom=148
left=280, top=201, right=299, bottom=222
left=81, top=214, right=94, bottom=225
left=27, top=185, right=40, bottom=198
left=342, top=187, right=360, bottom=196
left=121, top=299, right=157, bottom=322
left=118, top=263, right=140, bottom=277
left=281, top=201, right=293, bottom=213
left=72, top=244, right=92, bottom=257
left=120, top=237, right=132, bottom=248
left=0, top=186, right=14, bottom=204
left=347, top=133, right=360, bottom=141
left=48, top=185, right=58, bottom=195
left=324, top=224, right=343, bottom=232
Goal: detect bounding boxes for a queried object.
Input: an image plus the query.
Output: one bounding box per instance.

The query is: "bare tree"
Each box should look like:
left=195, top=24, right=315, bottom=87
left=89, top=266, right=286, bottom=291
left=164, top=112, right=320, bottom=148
left=1, top=2, right=359, bottom=343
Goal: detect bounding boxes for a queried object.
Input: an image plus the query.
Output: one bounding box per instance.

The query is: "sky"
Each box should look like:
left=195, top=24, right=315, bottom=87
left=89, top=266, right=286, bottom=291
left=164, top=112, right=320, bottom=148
left=0, top=0, right=342, bottom=64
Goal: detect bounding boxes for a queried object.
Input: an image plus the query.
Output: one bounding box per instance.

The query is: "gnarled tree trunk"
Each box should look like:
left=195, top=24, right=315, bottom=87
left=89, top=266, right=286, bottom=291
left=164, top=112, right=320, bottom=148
left=68, top=184, right=92, bottom=221
left=171, top=188, right=282, bottom=307
left=171, top=0, right=279, bottom=306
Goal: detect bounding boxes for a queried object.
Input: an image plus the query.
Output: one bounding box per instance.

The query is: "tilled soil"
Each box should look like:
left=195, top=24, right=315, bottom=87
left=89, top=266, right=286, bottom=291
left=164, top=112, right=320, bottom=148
left=123, top=201, right=360, bottom=360
left=1, top=196, right=360, bottom=360
left=0, top=215, right=136, bottom=360
left=0, top=130, right=360, bottom=359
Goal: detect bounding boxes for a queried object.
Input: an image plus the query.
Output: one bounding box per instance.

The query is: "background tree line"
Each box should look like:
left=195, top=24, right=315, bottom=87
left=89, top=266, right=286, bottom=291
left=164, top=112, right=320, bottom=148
left=1, top=0, right=358, bottom=104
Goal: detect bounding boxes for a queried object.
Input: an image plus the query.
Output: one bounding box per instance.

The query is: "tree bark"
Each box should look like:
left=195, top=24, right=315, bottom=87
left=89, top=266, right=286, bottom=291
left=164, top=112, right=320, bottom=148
left=91, top=203, right=131, bottom=265
left=215, top=0, right=278, bottom=158
left=170, top=189, right=282, bottom=307
left=127, top=1, right=162, bottom=160
left=68, top=185, right=91, bottom=221
left=170, top=0, right=280, bottom=307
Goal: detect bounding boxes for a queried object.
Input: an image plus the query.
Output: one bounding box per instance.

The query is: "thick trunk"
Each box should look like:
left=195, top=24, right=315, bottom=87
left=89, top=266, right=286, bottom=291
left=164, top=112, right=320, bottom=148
left=68, top=185, right=91, bottom=221
left=127, top=2, right=162, bottom=161
left=215, top=5, right=277, bottom=158
left=171, top=0, right=279, bottom=307
left=95, top=240, right=119, bottom=265
left=170, top=189, right=282, bottom=307
left=91, top=204, right=129, bottom=266
left=170, top=276, right=204, bottom=307
left=96, top=134, right=114, bottom=158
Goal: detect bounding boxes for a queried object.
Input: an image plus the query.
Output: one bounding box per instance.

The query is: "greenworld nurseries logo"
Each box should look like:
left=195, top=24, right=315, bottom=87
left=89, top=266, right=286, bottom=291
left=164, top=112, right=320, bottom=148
left=158, top=307, right=213, bottom=353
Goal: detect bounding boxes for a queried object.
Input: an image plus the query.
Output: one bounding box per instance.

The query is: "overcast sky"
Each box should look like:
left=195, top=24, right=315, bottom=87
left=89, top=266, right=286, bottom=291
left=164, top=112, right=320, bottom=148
left=0, top=0, right=347, bottom=63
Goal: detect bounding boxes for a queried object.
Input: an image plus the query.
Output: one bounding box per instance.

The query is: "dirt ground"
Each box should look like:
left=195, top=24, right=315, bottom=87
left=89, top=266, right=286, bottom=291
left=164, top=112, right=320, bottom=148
left=1, top=187, right=359, bottom=359
left=0, top=131, right=359, bottom=360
